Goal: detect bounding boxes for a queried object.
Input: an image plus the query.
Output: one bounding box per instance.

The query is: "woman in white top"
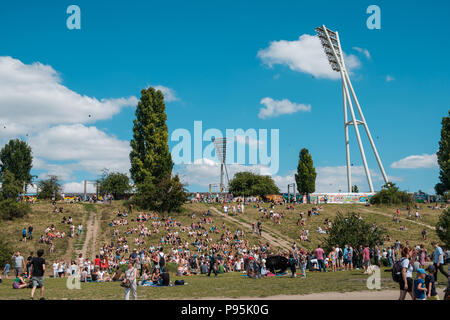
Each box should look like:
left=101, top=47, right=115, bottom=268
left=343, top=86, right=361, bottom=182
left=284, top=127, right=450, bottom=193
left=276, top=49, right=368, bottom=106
left=123, top=261, right=137, bottom=300
left=399, top=247, right=415, bottom=300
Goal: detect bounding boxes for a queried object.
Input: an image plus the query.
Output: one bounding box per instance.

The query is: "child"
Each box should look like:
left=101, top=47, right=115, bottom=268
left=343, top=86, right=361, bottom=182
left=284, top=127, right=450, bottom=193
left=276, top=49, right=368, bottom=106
left=425, top=265, right=439, bottom=300
left=3, top=262, right=10, bottom=279
left=414, top=268, right=427, bottom=300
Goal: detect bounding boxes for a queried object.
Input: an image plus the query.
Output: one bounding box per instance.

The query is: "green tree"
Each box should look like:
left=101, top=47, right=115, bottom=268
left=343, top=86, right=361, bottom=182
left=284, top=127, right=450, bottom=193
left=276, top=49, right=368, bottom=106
left=134, top=174, right=186, bottom=213
left=436, top=208, right=450, bottom=248
left=98, top=170, right=131, bottom=199
left=37, top=176, right=62, bottom=200
left=323, top=212, right=387, bottom=252
left=352, top=185, right=359, bottom=193
left=435, top=110, right=450, bottom=195
left=0, top=237, right=13, bottom=269
left=0, top=139, right=33, bottom=189
left=295, top=148, right=317, bottom=197
left=0, top=170, right=23, bottom=199
left=129, top=87, right=173, bottom=186
left=369, top=182, right=411, bottom=205
left=229, top=172, right=280, bottom=199
left=0, top=200, right=31, bottom=220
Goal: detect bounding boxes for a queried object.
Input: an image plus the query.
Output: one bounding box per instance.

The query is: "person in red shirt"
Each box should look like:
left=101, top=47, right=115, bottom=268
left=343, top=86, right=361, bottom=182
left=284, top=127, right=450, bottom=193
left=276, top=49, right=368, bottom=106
left=101, top=258, right=108, bottom=270
left=94, top=255, right=101, bottom=267
left=362, top=244, right=371, bottom=274
left=314, top=245, right=326, bottom=272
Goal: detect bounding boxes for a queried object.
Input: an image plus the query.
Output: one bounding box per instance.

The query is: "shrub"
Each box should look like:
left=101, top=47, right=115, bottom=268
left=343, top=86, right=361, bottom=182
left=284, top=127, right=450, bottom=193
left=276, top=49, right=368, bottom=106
left=0, top=237, right=13, bottom=269
left=323, top=212, right=386, bottom=252
left=0, top=199, right=31, bottom=220
left=436, top=208, right=450, bottom=248
left=370, top=182, right=411, bottom=205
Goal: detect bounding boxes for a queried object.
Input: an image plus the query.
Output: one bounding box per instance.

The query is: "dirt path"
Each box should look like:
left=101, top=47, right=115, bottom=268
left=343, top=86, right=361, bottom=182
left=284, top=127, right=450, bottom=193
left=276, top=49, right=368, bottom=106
left=80, top=210, right=100, bottom=260
left=360, top=208, right=435, bottom=230
left=210, top=207, right=292, bottom=249
left=194, top=288, right=447, bottom=300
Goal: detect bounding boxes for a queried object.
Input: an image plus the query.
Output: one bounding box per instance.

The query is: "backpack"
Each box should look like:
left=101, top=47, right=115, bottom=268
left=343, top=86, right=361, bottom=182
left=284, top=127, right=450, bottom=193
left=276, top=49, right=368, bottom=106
left=338, top=249, right=343, bottom=259
left=174, top=280, right=184, bottom=286
left=159, top=254, right=165, bottom=267
left=392, top=258, right=407, bottom=283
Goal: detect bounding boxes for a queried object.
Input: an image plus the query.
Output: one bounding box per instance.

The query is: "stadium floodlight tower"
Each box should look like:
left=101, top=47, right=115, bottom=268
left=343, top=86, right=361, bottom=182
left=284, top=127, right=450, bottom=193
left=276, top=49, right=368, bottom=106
left=212, top=137, right=230, bottom=193
left=315, top=25, right=389, bottom=193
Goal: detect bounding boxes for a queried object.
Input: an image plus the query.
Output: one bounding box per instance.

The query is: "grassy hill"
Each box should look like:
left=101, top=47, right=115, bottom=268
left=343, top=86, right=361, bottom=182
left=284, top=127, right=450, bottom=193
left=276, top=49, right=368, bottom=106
left=0, top=200, right=447, bottom=300
left=0, top=200, right=443, bottom=263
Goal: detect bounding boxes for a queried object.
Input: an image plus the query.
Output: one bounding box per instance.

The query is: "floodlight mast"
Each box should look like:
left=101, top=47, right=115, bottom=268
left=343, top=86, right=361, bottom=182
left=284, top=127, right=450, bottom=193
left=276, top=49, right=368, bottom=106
left=212, top=137, right=230, bottom=192
left=315, top=25, right=389, bottom=192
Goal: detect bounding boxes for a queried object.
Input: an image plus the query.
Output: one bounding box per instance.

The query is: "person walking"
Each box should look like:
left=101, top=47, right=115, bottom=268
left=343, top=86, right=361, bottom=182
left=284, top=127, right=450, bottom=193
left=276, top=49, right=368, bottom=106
left=289, top=253, right=297, bottom=278
left=30, top=249, right=46, bottom=300
left=28, top=225, right=33, bottom=240
left=431, top=241, right=448, bottom=281
left=362, top=244, right=371, bottom=274
left=123, top=261, right=137, bottom=300
left=207, top=251, right=218, bottom=277
left=398, top=247, right=414, bottom=300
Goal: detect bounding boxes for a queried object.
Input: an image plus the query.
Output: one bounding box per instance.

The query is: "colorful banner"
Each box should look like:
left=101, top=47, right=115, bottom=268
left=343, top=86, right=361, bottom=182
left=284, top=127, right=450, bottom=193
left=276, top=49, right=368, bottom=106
left=309, top=193, right=375, bottom=204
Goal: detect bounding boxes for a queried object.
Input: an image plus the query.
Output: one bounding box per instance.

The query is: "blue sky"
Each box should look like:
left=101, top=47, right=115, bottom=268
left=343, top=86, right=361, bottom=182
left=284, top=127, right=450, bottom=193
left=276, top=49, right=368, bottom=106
left=0, top=0, right=447, bottom=193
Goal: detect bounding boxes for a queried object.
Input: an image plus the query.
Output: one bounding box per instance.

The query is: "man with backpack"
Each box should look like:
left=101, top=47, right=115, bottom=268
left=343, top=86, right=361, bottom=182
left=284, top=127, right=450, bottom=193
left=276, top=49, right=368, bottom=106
left=158, top=249, right=165, bottom=273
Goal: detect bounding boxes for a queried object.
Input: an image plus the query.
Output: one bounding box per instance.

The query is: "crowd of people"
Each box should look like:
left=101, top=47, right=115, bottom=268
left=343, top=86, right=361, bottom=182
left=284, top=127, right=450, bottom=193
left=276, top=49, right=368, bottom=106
left=2, top=199, right=449, bottom=301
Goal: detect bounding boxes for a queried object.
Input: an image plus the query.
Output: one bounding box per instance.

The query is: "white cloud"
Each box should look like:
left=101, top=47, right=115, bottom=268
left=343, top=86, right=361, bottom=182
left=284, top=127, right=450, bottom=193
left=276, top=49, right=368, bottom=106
left=0, top=56, right=138, bottom=183
left=153, top=85, right=178, bottom=102
left=258, top=97, right=311, bottom=119
left=176, top=158, right=273, bottom=188
left=386, top=75, right=395, bottom=82
left=390, top=153, right=438, bottom=169
left=0, top=56, right=137, bottom=139
left=29, top=124, right=131, bottom=179
left=176, top=160, right=404, bottom=193
left=62, top=181, right=97, bottom=193
left=352, top=47, right=371, bottom=59
left=257, top=34, right=361, bottom=80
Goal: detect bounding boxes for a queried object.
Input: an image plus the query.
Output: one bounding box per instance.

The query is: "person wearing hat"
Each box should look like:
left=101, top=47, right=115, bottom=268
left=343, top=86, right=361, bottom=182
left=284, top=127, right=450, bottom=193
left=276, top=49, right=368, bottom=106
left=414, top=268, right=428, bottom=300
left=425, top=265, right=439, bottom=300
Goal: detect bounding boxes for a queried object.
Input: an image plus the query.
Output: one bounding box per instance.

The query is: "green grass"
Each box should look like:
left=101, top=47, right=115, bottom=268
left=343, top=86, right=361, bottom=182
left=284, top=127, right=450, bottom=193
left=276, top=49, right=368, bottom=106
left=4, top=267, right=445, bottom=300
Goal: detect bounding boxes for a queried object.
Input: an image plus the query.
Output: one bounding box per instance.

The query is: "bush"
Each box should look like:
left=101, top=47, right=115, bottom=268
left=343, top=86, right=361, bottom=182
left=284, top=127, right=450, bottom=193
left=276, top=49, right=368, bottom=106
left=0, top=199, right=31, bottom=220
left=323, top=212, right=386, bottom=252
left=436, top=208, right=450, bottom=248
left=370, top=182, right=411, bottom=205
left=0, top=237, right=13, bottom=269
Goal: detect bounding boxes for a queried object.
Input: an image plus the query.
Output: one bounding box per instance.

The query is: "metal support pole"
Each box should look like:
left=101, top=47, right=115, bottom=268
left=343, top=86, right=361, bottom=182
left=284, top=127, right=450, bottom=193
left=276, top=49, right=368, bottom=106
left=343, top=82, right=352, bottom=193
left=84, top=180, right=87, bottom=201
left=343, top=71, right=389, bottom=184
left=220, top=164, right=224, bottom=193
left=341, top=70, right=374, bottom=192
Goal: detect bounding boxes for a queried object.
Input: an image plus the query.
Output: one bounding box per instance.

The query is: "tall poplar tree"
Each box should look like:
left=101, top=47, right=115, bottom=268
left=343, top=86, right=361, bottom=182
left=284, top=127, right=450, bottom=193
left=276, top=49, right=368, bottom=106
left=129, top=87, right=173, bottom=185
left=295, top=148, right=317, bottom=196
left=129, top=87, right=185, bottom=212
left=435, top=110, right=450, bottom=195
